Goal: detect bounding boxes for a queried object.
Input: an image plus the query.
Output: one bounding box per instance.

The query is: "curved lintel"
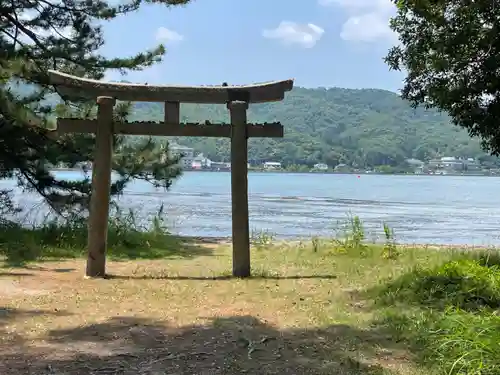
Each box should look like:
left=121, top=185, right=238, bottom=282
left=48, top=70, right=294, bottom=104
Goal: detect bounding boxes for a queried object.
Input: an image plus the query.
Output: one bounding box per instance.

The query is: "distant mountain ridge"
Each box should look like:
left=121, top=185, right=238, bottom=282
left=129, top=86, right=488, bottom=167
left=10, top=81, right=490, bottom=167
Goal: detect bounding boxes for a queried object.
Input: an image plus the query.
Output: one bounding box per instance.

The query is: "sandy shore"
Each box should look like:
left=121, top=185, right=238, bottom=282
left=188, top=236, right=496, bottom=250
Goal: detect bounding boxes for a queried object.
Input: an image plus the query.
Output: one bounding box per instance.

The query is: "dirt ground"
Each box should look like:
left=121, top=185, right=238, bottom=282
left=0, top=244, right=418, bottom=375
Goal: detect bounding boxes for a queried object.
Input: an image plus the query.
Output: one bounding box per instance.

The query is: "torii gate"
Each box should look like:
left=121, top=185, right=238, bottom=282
left=48, top=70, right=293, bottom=278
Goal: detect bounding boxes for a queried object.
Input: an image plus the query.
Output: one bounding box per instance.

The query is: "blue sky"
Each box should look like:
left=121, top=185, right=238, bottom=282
left=102, top=0, right=404, bottom=91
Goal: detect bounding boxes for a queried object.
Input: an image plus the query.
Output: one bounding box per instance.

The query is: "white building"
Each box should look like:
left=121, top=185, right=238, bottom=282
left=263, top=161, right=282, bottom=170
left=313, top=163, right=329, bottom=171
left=191, top=153, right=212, bottom=169
left=168, top=142, right=194, bottom=169
left=427, top=156, right=481, bottom=173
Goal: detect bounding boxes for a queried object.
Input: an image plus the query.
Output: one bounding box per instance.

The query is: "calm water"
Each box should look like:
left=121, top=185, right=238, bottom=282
left=1, top=171, right=500, bottom=246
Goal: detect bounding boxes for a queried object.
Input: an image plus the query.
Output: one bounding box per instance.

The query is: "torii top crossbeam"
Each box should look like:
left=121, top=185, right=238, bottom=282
left=48, top=70, right=294, bottom=104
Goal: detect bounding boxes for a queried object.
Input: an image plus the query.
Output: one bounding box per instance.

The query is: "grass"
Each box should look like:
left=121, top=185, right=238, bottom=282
left=0, top=207, right=214, bottom=267
left=371, top=255, right=500, bottom=375
left=0, top=214, right=499, bottom=374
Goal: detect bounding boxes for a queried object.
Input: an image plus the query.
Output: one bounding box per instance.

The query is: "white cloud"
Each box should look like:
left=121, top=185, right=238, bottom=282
left=341, top=13, right=396, bottom=42
left=319, top=0, right=397, bottom=43
left=155, top=27, right=184, bottom=44
left=262, top=21, right=324, bottom=48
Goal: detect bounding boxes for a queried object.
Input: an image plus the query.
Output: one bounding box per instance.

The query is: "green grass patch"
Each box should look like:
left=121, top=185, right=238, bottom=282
left=377, top=308, right=500, bottom=375
left=0, top=208, right=211, bottom=267
left=322, top=214, right=500, bottom=374
left=372, top=252, right=500, bottom=375
left=376, top=258, right=500, bottom=311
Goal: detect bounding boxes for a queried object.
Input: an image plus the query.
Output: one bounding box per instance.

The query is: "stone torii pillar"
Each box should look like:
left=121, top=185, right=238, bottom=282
left=86, top=96, right=115, bottom=277
left=47, top=70, right=294, bottom=278
left=228, top=101, right=250, bottom=277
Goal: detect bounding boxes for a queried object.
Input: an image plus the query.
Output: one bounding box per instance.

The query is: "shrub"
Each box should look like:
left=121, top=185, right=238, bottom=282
left=375, top=256, right=500, bottom=375
left=332, top=214, right=368, bottom=256
left=377, top=259, right=500, bottom=311
left=381, top=222, right=399, bottom=259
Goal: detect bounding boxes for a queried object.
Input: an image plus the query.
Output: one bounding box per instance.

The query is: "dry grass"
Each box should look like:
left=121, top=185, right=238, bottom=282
left=0, top=241, right=460, bottom=375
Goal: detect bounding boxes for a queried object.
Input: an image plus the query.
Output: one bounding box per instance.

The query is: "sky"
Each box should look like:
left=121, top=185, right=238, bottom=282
left=101, top=0, right=405, bottom=91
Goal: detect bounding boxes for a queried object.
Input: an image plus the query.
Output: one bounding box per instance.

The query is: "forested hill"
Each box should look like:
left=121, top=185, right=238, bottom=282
left=133, top=87, right=487, bottom=167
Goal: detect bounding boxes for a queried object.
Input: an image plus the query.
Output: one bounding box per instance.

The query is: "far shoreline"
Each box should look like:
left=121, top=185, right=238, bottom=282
left=49, top=168, right=497, bottom=178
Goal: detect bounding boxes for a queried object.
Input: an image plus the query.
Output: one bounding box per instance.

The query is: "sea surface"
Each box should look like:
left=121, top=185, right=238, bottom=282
left=1, top=171, right=500, bottom=246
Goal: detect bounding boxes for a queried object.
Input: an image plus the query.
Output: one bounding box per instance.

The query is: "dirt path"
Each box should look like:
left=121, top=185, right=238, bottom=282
left=0, top=246, right=420, bottom=374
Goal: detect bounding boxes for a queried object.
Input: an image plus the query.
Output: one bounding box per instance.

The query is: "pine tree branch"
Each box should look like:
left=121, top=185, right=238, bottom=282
left=1, top=0, right=190, bottom=218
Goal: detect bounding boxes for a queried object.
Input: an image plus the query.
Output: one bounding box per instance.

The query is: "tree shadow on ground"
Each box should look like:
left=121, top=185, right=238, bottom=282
left=0, top=307, right=72, bottom=347
left=0, top=272, right=35, bottom=277
left=0, top=307, right=72, bottom=324
left=106, top=234, right=216, bottom=261
left=0, top=313, right=409, bottom=375
left=105, top=274, right=338, bottom=281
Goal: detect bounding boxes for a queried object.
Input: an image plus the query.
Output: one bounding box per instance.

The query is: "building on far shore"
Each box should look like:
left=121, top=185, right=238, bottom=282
left=426, top=156, right=481, bottom=174
left=211, top=161, right=231, bottom=171
left=168, top=142, right=194, bottom=170
left=263, top=161, right=282, bottom=170
left=191, top=153, right=212, bottom=170
left=406, top=158, right=425, bottom=174
left=313, top=163, right=329, bottom=171
left=334, top=163, right=349, bottom=172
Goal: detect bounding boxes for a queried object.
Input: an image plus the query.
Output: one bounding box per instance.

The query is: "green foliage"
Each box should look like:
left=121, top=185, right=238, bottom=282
left=386, top=0, right=500, bottom=155
left=0, top=206, right=204, bottom=267
left=130, top=87, right=494, bottom=167
left=382, top=222, right=399, bottom=259
left=332, top=214, right=368, bottom=255
left=250, top=229, right=276, bottom=250
left=374, top=254, right=500, bottom=375
left=1, top=0, right=191, bottom=216
left=420, top=309, right=500, bottom=375
left=378, top=259, right=500, bottom=310
left=380, top=308, right=500, bottom=375
left=311, top=236, right=320, bottom=253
